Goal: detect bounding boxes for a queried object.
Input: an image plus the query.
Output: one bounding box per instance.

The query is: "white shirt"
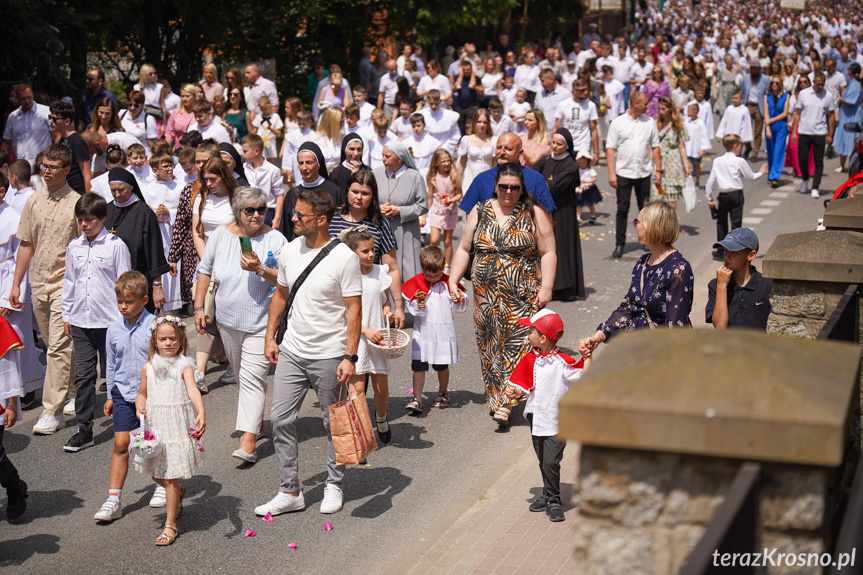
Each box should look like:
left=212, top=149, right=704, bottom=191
left=364, top=133, right=395, bottom=169
left=247, top=76, right=279, bottom=115
left=61, top=228, right=131, bottom=328
left=379, top=72, right=409, bottom=105
left=610, top=56, right=636, bottom=84
left=684, top=118, right=706, bottom=158
left=243, top=160, right=285, bottom=209
left=491, top=114, right=517, bottom=137
left=92, top=132, right=141, bottom=174
left=419, top=108, right=461, bottom=154
left=554, top=98, right=598, bottom=152
left=132, top=82, right=162, bottom=108
left=4, top=186, right=35, bottom=213
left=603, top=79, right=626, bottom=122
left=514, top=64, right=540, bottom=92
left=252, top=113, right=284, bottom=158
left=606, top=112, right=660, bottom=179
left=402, top=132, right=439, bottom=177
left=277, top=238, right=362, bottom=360
left=417, top=74, right=453, bottom=98
left=90, top=172, right=113, bottom=203
left=705, top=152, right=763, bottom=201
left=534, top=85, right=571, bottom=136
left=825, top=71, right=847, bottom=105
left=357, top=101, right=375, bottom=127
left=2, top=103, right=52, bottom=167
left=119, top=110, right=158, bottom=151
left=193, top=193, right=235, bottom=239
left=390, top=116, right=414, bottom=141
left=715, top=104, right=754, bottom=142
left=188, top=119, right=232, bottom=145
left=511, top=348, right=583, bottom=437
left=794, top=87, right=836, bottom=136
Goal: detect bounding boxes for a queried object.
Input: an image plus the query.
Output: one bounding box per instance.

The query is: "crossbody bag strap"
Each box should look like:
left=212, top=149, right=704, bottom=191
left=275, top=238, right=342, bottom=345
left=639, top=261, right=656, bottom=330
left=209, top=226, right=225, bottom=285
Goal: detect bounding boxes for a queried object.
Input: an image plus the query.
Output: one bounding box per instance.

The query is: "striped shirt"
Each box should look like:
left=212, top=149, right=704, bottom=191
left=329, top=213, right=397, bottom=264
left=197, top=226, right=287, bottom=333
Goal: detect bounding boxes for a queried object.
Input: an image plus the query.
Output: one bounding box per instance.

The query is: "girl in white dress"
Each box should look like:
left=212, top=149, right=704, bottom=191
left=341, top=227, right=393, bottom=445
left=143, top=154, right=183, bottom=311
left=457, top=109, right=496, bottom=194
left=135, top=315, right=205, bottom=546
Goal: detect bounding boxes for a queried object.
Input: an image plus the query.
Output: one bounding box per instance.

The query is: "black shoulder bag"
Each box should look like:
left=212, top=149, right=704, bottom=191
left=275, top=238, right=341, bottom=345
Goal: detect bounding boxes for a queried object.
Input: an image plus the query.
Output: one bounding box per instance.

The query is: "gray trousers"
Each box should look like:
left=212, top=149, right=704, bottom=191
left=272, top=350, right=346, bottom=493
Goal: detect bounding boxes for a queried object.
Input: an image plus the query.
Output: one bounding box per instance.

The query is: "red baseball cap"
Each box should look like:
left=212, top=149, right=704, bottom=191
left=517, top=309, right=564, bottom=341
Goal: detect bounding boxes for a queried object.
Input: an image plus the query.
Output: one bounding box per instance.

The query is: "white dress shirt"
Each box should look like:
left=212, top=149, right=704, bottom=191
left=248, top=76, right=279, bottom=115
left=606, top=112, right=660, bottom=179
left=534, top=84, right=571, bottom=136
left=244, top=160, right=285, bottom=209
left=705, top=152, right=763, bottom=202
left=715, top=104, right=753, bottom=143
left=61, top=228, right=132, bottom=328
left=2, top=104, right=52, bottom=168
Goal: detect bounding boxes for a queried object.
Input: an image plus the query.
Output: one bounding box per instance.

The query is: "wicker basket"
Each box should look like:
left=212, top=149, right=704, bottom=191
left=369, top=315, right=411, bottom=359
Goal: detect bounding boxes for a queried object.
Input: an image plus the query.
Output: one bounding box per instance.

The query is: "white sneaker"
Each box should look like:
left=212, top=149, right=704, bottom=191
left=149, top=485, right=167, bottom=508
left=811, top=189, right=820, bottom=198
left=320, top=484, right=343, bottom=514
left=32, top=413, right=65, bottom=435
left=63, top=398, right=75, bottom=416
left=835, top=166, right=846, bottom=173
left=799, top=180, right=808, bottom=194
left=94, top=499, right=122, bottom=521
left=254, top=491, right=305, bottom=516
left=221, top=366, right=236, bottom=384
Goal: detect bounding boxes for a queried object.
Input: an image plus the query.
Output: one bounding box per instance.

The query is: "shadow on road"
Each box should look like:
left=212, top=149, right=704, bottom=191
left=3, top=429, right=30, bottom=455
left=0, top=534, right=61, bottom=567
left=11, top=489, right=84, bottom=524
left=347, top=466, right=412, bottom=519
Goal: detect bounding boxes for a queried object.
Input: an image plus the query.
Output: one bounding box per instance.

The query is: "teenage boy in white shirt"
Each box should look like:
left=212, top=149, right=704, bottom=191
left=243, top=134, right=285, bottom=228
left=188, top=99, right=231, bottom=145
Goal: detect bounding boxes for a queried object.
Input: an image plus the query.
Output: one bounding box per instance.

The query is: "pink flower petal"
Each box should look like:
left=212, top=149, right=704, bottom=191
left=324, top=522, right=334, bottom=531
left=246, top=516, right=251, bottom=519
left=244, top=529, right=256, bottom=537
left=406, top=388, right=413, bottom=394
left=288, top=542, right=298, bottom=550
left=262, top=512, right=274, bottom=523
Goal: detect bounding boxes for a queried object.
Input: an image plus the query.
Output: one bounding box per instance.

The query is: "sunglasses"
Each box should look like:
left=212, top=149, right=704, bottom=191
left=497, top=184, right=521, bottom=193
left=127, top=103, right=141, bottom=108
left=631, top=218, right=642, bottom=228
left=242, top=206, right=267, bottom=217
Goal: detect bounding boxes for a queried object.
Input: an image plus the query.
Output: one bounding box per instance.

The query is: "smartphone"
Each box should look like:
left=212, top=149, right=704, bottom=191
left=239, top=236, right=253, bottom=254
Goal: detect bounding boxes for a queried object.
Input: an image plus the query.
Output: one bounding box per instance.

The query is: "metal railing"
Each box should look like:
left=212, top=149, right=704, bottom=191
left=678, top=463, right=762, bottom=575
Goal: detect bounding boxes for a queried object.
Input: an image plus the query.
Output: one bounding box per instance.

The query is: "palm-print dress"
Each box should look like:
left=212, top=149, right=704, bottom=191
left=471, top=200, right=540, bottom=414
left=167, top=182, right=199, bottom=306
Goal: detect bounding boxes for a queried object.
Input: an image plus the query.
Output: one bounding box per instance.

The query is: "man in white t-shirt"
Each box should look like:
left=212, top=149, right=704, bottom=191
left=791, top=72, right=836, bottom=198
left=1, top=86, right=52, bottom=168
left=256, top=188, right=362, bottom=518
left=553, top=79, right=600, bottom=164
left=606, top=91, right=661, bottom=258
left=630, top=49, right=654, bottom=91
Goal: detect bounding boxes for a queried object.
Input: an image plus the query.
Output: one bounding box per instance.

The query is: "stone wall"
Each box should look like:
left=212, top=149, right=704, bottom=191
left=573, top=446, right=829, bottom=575
left=767, top=280, right=850, bottom=339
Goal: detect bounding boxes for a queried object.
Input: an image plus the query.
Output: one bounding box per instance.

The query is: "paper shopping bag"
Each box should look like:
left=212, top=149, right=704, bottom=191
left=328, top=390, right=378, bottom=465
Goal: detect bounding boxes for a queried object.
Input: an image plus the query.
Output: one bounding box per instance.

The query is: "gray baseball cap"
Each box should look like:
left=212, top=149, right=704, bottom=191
left=713, top=228, right=759, bottom=252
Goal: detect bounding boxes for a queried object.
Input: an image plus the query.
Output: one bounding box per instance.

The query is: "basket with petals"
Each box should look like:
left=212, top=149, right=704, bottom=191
left=369, top=313, right=410, bottom=359
left=129, top=417, right=163, bottom=459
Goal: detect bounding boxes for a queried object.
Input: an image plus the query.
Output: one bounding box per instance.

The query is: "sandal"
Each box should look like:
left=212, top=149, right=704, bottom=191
left=433, top=393, right=449, bottom=408
left=176, top=484, right=186, bottom=519
left=156, top=524, right=178, bottom=546
left=406, top=398, right=422, bottom=414
left=492, top=405, right=512, bottom=427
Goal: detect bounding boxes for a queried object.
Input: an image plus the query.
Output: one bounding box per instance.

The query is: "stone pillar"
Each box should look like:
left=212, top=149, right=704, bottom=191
left=559, top=330, right=861, bottom=574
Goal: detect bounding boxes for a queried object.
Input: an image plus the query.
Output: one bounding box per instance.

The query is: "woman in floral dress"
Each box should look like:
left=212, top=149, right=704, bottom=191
left=579, top=201, right=693, bottom=357
left=448, top=162, right=556, bottom=427
left=654, top=97, right=691, bottom=211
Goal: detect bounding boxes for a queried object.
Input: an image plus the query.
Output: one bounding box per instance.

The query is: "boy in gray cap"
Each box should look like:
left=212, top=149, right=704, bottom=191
left=705, top=228, right=772, bottom=330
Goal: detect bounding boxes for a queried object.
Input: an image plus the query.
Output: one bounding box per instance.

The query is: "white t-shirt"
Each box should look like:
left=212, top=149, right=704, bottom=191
left=277, top=239, right=362, bottom=360
left=192, top=193, right=235, bottom=239
left=90, top=172, right=113, bottom=202
left=554, top=98, right=598, bottom=151
left=606, top=112, right=660, bottom=179
left=189, top=119, right=232, bottom=145
left=133, top=82, right=163, bottom=108
left=251, top=113, right=284, bottom=158
left=794, top=87, right=836, bottom=136
left=119, top=110, right=158, bottom=151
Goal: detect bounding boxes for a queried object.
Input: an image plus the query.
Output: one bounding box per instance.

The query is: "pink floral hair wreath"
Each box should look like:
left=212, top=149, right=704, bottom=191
left=149, top=314, right=185, bottom=332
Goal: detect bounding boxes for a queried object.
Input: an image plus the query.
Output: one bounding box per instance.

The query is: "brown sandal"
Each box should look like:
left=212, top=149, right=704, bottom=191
left=156, top=524, right=178, bottom=546
left=493, top=405, right=512, bottom=426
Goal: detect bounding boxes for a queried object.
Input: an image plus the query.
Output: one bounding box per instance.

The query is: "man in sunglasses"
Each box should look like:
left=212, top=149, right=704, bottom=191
left=1, top=85, right=52, bottom=169
left=49, top=101, right=91, bottom=194
left=77, top=68, right=117, bottom=132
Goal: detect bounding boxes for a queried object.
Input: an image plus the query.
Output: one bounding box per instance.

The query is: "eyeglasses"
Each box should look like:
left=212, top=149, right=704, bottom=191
left=294, top=211, right=320, bottom=220
left=48, top=115, right=60, bottom=121
left=242, top=206, right=268, bottom=217
left=497, top=184, right=521, bottom=193
left=40, top=164, right=64, bottom=173
left=630, top=218, right=642, bottom=228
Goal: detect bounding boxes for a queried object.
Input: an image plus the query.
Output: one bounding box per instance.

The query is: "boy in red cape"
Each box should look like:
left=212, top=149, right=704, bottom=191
left=506, top=309, right=590, bottom=522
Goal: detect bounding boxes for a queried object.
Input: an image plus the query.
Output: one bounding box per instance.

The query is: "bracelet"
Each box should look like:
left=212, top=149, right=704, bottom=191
left=194, top=306, right=204, bottom=312
left=152, top=282, right=162, bottom=287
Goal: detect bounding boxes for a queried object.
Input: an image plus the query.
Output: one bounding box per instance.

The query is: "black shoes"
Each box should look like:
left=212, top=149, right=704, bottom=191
left=612, top=245, right=624, bottom=258
left=712, top=248, right=724, bottom=261
left=6, top=480, right=28, bottom=520
left=529, top=497, right=549, bottom=512
left=546, top=497, right=565, bottom=522
left=376, top=416, right=391, bottom=445
left=63, top=429, right=95, bottom=452
left=20, top=391, right=37, bottom=410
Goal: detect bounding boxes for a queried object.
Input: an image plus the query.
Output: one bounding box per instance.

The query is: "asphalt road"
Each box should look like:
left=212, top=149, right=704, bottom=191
left=0, top=148, right=842, bottom=573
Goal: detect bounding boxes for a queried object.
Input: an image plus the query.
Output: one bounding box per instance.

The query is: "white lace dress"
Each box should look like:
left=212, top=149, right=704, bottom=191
left=357, top=264, right=392, bottom=375
left=134, top=355, right=204, bottom=479
left=458, top=136, right=495, bottom=194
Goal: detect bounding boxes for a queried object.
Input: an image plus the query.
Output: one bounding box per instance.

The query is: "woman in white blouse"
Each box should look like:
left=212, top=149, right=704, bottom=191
left=132, top=63, right=165, bottom=118
left=119, top=90, right=159, bottom=152
left=480, top=58, right=503, bottom=101
left=313, top=107, right=344, bottom=172
left=416, top=60, right=453, bottom=107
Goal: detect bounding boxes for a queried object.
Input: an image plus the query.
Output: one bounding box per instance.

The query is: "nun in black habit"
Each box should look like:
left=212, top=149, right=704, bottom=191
left=328, top=133, right=364, bottom=204
left=219, top=143, right=251, bottom=187
left=278, top=141, right=341, bottom=242
left=532, top=128, right=586, bottom=301
left=105, top=168, right=172, bottom=312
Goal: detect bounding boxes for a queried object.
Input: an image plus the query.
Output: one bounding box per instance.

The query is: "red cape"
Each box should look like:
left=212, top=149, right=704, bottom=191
left=508, top=348, right=583, bottom=393
left=401, top=273, right=465, bottom=301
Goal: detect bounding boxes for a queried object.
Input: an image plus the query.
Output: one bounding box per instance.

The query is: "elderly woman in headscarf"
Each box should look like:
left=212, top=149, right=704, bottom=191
left=533, top=128, right=586, bottom=301
left=328, top=133, right=364, bottom=203
left=105, top=168, right=172, bottom=312
left=219, top=142, right=250, bottom=187
left=278, top=141, right=341, bottom=242
left=372, top=141, right=428, bottom=281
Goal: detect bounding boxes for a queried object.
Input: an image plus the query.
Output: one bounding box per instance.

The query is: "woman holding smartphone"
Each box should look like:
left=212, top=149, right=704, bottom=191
left=195, top=186, right=287, bottom=463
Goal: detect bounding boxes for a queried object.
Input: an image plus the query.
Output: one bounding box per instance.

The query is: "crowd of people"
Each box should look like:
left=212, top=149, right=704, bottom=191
left=0, top=0, right=850, bottom=539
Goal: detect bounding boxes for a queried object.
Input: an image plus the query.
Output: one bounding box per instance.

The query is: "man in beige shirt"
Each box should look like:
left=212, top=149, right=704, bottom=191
left=11, top=143, right=80, bottom=435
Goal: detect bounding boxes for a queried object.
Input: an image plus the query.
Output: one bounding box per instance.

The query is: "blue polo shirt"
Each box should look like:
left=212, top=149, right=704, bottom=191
left=460, top=165, right=557, bottom=214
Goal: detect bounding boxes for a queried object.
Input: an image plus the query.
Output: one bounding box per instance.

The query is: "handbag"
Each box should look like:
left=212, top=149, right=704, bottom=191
left=328, top=387, right=377, bottom=465
left=275, top=238, right=341, bottom=345
left=144, top=104, right=164, bottom=120
left=202, top=227, right=225, bottom=324
left=682, top=175, right=697, bottom=213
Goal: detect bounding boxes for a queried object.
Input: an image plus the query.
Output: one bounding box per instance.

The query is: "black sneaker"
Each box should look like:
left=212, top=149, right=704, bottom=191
left=612, top=245, right=624, bottom=258
left=546, top=497, right=565, bottom=522
left=63, top=429, right=94, bottom=452
left=529, top=497, right=549, bottom=512
left=712, top=248, right=724, bottom=262
left=20, top=391, right=37, bottom=410
left=6, top=480, right=28, bottom=521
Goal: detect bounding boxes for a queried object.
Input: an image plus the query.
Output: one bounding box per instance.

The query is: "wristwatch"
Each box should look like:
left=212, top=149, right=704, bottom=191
left=255, top=266, right=266, bottom=277
left=344, top=354, right=358, bottom=364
